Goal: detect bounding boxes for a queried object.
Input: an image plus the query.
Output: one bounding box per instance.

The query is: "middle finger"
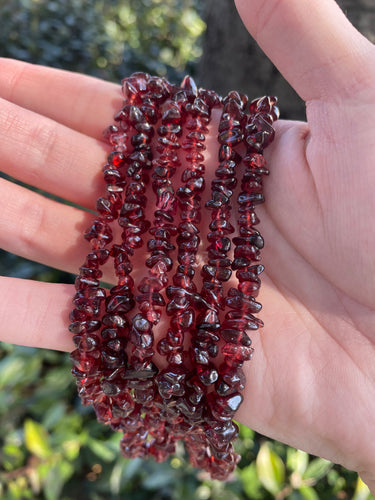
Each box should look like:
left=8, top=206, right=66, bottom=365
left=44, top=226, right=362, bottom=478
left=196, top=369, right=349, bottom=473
left=0, top=96, right=109, bottom=209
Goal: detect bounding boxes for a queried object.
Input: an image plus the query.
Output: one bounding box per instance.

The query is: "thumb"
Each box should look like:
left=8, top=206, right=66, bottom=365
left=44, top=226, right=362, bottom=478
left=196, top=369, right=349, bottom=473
left=234, top=0, right=375, bottom=101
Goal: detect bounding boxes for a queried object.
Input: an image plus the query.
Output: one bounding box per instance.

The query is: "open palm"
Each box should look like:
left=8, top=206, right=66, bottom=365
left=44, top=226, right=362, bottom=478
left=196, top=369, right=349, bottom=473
left=0, top=0, right=374, bottom=489
left=233, top=0, right=375, bottom=487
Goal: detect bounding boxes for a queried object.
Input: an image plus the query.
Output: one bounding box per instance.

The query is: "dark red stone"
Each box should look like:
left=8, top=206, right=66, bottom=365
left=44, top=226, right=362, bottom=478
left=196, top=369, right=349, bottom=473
left=208, top=392, right=243, bottom=421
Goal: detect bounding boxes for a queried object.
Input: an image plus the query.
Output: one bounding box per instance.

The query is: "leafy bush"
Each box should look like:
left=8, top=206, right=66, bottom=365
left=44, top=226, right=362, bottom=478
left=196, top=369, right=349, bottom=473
left=0, top=1, right=373, bottom=498
left=0, top=0, right=205, bottom=83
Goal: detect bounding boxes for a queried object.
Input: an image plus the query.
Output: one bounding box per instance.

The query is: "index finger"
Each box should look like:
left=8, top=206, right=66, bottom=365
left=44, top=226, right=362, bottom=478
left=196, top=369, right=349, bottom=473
left=0, top=58, right=122, bottom=139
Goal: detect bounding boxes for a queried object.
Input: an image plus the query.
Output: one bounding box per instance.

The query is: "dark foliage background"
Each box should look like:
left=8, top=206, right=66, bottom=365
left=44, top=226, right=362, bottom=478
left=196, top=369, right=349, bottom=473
left=0, top=1, right=373, bottom=498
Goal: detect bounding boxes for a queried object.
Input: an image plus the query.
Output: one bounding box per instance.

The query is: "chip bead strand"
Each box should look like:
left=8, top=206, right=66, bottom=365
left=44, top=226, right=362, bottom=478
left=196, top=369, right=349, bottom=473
left=117, top=74, right=176, bottom=459
left=156, top=78, right=222, bottom=427
left=111, top=75, right=162, bottom=452
left=69, top=73, right=278, bottom=480
left=69, top=109, right=137, bottom=406
left=202, top=97, right=280, bottom=478
left=187, top=90, right=249, bottom=478
left=220, top=96, right=279, bottom=371
left=195, top=90, right=248, bottom=390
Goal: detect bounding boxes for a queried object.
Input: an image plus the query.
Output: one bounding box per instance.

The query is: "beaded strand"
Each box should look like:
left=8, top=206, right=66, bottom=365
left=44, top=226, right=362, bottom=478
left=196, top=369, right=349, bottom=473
left=69, top=73, right=278, bottom=480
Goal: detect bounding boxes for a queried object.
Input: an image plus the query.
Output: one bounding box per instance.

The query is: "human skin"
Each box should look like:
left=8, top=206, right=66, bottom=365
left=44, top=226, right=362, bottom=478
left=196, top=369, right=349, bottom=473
left=0, top=0, right=374, bottom=492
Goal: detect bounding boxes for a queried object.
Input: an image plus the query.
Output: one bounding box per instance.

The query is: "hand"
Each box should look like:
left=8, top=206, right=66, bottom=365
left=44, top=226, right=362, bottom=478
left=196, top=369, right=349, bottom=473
left=0, top=0, right=374, bottom=490
left=233, top=0, right=375, bottom=490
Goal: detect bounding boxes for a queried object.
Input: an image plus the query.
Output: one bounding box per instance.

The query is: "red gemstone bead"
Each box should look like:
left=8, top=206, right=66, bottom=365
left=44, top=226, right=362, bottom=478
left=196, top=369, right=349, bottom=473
left=222, top=343, right=254, bottom=366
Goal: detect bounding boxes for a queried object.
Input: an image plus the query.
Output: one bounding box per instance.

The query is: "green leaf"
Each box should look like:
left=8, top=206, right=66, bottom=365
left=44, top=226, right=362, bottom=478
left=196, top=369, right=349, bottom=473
left=240, top=462, right=263, bottom=499
left=0, top=356, right=24, bottom=388
left=8, top=477, right=33, bottom=499
left=237, top=423, right=254, bottom=440
left=3, top=443, right=25, bottom=471
left=287, top=493, right=304, bottom=500
left=87, top=437, right=116, bottom=462
left=42, top=402, right=67, bottom=430
left=62, top=439, right=81, bottom=461
left=0, top=349, right=42, bottom=391
left=298, top=485, right=320, bottom=500
left=44, top=461, right=73, bottom=500
left=44, top=466, right=63, bottom=500
left=24, top=419, right=52, bottom=459
left=256, top=442, right=285, bottom=495
left=303, top=458, right=332, bottom=482
left=353, top=476, right=373, bottom=500
left=287, top=448, right=309, bottom=475
left=121, top=457, right=144, bottom=482
left=109, top=460, right=127, bottom=495
left=143, top=466, right=175, bottom=490
left=181, top=8, right=206, bottom=37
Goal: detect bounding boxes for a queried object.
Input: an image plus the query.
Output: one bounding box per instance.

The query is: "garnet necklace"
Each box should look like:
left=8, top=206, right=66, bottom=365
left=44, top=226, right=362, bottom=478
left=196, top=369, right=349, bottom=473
left=69, top=73, right=279, bottom=480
